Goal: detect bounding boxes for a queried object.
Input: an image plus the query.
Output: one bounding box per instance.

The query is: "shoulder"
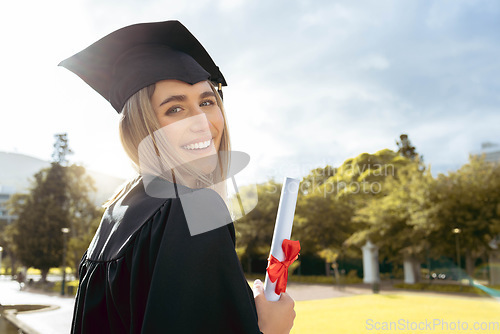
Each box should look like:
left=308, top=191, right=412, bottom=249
left=86, top=176, right=235, bottom=262
left=87, top=176, right=171, bottom=261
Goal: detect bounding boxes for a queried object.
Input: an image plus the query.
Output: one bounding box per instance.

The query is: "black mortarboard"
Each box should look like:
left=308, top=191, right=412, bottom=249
left=59, top=20, right=226, bottom=113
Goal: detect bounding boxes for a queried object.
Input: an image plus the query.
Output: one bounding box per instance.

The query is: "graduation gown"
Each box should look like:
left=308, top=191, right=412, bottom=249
left=71, top=177, right=262, bottom=333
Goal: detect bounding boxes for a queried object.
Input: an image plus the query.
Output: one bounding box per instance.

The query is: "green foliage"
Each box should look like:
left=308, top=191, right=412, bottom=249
left=63, top=165, right=102, bottom=275
left=295, top=149, right=412, bottom=259
left=7, top=136, right=100, bottom=280
left=346, top=153, right=500, bottom=277
left=300, top=165, right=337, bottom=195
left=295, top=189, right=354, bottom=254
left=393, top=283, right=480, bottom=294
left=52, top=279, right=79, bottom=296
left=426, top=155, right=500, bottom=274
left=234, top=181, right=282, bottom=270
left=349, top=162, right=434, bottom=262
left=8, top=165, right=69, bottom=280
left=396, top=134, right=421, bottom=161
left=52, top=133, right=72, bottom=165
left=245, top=273, right=363, bottom=285
left=0, top=217, right=18, bottom=275
left=235, top=145, right=500, bottom=282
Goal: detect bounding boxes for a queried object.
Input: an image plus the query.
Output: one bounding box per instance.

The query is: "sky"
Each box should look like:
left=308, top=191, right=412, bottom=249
left=1, top=0, right=499, bottom=184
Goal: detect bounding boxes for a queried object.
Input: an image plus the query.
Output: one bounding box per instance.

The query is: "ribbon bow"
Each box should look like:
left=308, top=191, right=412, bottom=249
left=266, top=239, right=301, bottom=295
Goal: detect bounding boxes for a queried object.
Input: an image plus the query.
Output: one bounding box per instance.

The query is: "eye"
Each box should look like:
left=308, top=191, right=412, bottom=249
left=200, top=99, right=216, bottom=107
left=166, top=106, right=183, bottom=115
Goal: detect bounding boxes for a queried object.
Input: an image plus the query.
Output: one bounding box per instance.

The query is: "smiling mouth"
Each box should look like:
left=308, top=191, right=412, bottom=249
left=181, top=139, right=213, bottom=151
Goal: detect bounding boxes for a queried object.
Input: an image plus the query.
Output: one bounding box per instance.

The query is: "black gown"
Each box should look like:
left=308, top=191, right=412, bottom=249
left=71, top=176, right=261, bottom=333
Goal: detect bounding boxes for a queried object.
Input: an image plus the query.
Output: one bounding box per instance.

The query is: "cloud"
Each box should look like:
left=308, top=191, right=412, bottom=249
left=357, top=54, right=391, bottom=71
left=1, top=0, right=498, bottom=181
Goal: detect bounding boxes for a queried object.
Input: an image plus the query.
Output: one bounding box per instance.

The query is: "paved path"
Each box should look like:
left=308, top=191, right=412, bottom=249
left=284, top=282, right=370, bottom=301
left=1, top=276, right=368, bottom=333
left=3, top=275, right=483, bottom=333
left=0, top=276, right=74, bottom=334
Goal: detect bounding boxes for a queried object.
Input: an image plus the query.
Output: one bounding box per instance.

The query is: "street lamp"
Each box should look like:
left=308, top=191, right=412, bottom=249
left=452, top=228, right=461, bottom=286
left=0, top=246, right=3, bottom=277
left=61, top=227, right=70, bottom=296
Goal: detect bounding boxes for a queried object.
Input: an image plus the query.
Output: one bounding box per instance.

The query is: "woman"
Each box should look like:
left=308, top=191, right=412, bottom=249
left=60, top=20, right=295, bottom=333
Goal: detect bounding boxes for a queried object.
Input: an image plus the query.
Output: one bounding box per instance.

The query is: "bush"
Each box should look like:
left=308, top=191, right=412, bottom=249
left=393, top=283, right=481, bottom=294
left=244, top=274, right=362, bottom=285
left=52, top=280, right=79, bottom=296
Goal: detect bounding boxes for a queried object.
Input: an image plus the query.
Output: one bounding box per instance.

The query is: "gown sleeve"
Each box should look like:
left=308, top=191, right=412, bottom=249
left=141, top=197, right=261, bottom=333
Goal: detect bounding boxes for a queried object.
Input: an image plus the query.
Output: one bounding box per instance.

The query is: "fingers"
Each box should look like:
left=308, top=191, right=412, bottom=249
left=254, top=284, right=297, bottom=334
left=279, top=292, right=295, bottom=308
left=281, top=293, right=296, bottom=324
left=253, top=279, right=264, bottom=298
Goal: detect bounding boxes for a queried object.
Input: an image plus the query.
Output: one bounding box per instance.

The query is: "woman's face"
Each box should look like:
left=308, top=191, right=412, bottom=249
left=151, top=79, right=224, bottom=180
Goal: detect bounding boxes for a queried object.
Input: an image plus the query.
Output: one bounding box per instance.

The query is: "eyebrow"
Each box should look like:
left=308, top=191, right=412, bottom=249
left=158, top=91, right=216, bottom=107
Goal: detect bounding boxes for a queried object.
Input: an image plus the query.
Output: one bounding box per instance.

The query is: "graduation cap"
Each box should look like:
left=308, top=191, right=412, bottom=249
left=59, top=20, right=227, bottom=113
left=60, top=21, right=259, bottom=236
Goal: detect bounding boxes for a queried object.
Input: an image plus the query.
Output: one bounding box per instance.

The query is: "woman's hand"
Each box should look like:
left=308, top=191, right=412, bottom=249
left=253, top=279, right=296, bottom=334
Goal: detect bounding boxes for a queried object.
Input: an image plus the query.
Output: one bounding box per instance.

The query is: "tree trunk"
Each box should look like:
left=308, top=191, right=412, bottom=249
left=333, top=262, right=341, bottom=287
left=489, top=251, right=500, bottom=285
left=413, top=260, right=421, bottom=283
left=325, top=260, right=331, bottom=277
left=9, top=253, right=17, bottom=278
left=247, top=256, right=252, bottom=274
left=40, top=269, right=48, bottom=283
left=73, top=256, right=80, bottom=280
left=465, top=249, right=475, bottom=278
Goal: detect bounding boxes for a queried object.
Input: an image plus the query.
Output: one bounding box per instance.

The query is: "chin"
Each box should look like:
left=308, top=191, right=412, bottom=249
left=186, top=154, right=219, bottom=176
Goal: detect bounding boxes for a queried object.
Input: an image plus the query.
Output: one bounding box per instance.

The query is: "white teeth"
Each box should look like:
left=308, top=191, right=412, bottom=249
left=183, top=140, right=211, bottom=150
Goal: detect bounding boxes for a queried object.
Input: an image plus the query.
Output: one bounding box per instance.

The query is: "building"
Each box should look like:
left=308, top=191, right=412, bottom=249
left=475, top=142, right=500, bottom=163
left=0, top=185, right=17, bottom=225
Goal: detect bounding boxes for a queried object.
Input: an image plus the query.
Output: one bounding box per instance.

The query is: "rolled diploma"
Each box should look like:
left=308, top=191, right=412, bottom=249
left=264, top=176, right=300, bottom=301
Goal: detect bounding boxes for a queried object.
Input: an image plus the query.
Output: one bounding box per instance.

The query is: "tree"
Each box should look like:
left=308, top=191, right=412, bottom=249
left=52, top=133, right=72, bottom=165
left=396, top=134, right=422, bottom=162
left=9, top=166, right=69, bottom=281
left=64, top=165, right=102, bottom=277
left=296, top=149, right=412, bottom=271
left=295, top=190, right=354, bottom=254
left=299, top=165, right=337, bottom=195
left=234, top=181, right=282, bottom=273
left=0, top=213, right=19, bottom=276
left=349, top=162, right=434, bottom=279
left=7, top=134, right=100, bottom=281
left=427, top=155, right=500, bottom=277
left=295, top=188, right=355, bottom=275
left=347, top=153, right=500, bottom=282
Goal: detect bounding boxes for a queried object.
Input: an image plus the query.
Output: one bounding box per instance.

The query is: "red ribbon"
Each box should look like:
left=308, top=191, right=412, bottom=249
left=266, top=239, right=301, bottom=295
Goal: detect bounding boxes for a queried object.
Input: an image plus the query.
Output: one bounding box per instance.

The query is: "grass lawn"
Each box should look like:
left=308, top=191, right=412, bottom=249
left=291, top=294, right=500, bottom=334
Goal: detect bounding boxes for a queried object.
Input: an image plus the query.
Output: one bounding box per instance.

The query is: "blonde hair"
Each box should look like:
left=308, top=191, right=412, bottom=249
left=104, top=81, right=230, bottom=207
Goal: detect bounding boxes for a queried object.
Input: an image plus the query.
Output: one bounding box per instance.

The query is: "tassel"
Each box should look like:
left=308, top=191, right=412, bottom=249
left=218, top=82, right=224, bottom=100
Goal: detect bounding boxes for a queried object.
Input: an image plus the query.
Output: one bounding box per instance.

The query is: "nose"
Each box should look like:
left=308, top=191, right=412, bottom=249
left=188, top=112, right=210, bottom=133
